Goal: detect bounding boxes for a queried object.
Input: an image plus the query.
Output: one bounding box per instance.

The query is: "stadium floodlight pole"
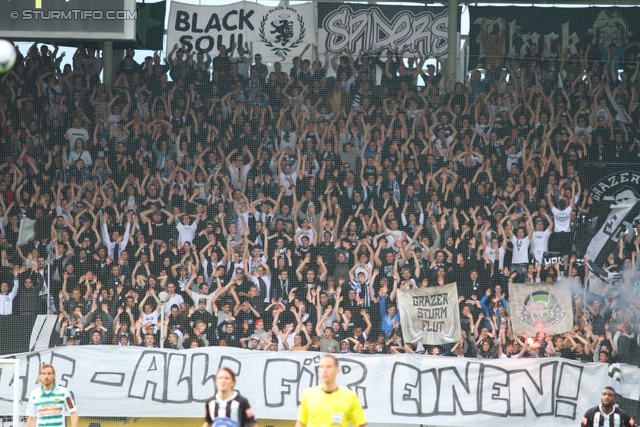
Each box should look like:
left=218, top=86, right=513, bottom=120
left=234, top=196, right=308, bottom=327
left=158, top=291, right=170, bottom=348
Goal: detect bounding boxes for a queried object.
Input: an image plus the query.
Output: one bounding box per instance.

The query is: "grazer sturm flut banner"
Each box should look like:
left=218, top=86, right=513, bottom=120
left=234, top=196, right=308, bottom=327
left=468, top=6, right=640, bottom=67
left=509, top=280, right=575, bottom=336
left=317, top=4, right=459, bottom=56
left=167, top=1, right=316, bottom=60
left=397, top=283, right=461, bottom=345
left=0, top=347, right=625, bottom=425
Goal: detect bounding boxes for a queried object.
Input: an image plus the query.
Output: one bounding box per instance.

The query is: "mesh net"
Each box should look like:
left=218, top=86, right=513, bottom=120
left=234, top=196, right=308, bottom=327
left=2, top=4, right=640, bottom=427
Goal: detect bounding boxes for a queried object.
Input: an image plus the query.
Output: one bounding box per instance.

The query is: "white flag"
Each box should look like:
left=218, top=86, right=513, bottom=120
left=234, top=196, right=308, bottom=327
left=397, top=283, right=461, bottom=345
left=17, top=217, right=36, bottom=246
left=167, top=1, right=316, bottom=62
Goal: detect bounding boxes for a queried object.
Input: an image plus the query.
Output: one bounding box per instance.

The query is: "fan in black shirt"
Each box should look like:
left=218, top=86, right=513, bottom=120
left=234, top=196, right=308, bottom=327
left=140, top=208, right=175, bottom=245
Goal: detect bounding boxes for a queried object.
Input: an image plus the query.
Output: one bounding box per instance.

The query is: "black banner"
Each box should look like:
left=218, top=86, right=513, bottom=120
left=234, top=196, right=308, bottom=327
left=580, top=163, right=640, bottom=203
left=317, top=3, right=460, bottom=56
left=130, top=0, right=166, bottom=51
left=468, top=6, right=640, bottom=67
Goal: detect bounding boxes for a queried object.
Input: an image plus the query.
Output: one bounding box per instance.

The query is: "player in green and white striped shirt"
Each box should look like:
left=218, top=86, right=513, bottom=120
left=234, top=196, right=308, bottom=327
left=26, top=364, right=78, bottom=427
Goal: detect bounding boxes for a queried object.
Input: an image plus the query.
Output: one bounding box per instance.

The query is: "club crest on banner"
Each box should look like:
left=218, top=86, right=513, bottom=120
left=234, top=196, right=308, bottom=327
left=259, top=6, right=306, bottom=60
left=587, top=171, right=640, bottom=203
left=519, top=290, right=566, bottom=331
left=588, top=10, right=632, bottom=47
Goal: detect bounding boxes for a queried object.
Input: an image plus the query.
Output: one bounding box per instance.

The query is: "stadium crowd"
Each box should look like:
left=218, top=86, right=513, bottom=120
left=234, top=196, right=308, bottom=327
left=1, top=39, right=640, bottom=364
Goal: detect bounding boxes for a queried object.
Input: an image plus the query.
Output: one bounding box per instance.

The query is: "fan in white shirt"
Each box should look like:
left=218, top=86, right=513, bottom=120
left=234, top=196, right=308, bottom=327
left=508, top=219, right=533, bottom=266
left=482, top=223, right=508, bottom=270
left=175, top=214, right=201, bottom=246
left=531, top=214, right=554, bottom=266
left=483, top=236, right=506, bottom=270
left=138, top=295, right=161, bottom=334
left=547, top=187, right=576, bottom=268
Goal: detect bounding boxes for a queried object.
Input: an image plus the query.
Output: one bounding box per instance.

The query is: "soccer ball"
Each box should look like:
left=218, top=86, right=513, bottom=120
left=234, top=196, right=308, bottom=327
left=0, top=40, right=17, bottom=74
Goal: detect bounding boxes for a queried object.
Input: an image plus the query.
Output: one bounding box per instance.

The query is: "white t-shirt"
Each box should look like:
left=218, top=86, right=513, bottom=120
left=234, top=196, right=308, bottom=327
left=231, top=56, right=251, bottom=78
left=385, top=228, right=403, bottom=247
left=277, top=331, right=296, bottom=351
left=164, top=294, right=184, bottom=313
left=506, top=152, right=522, bottom=171
left=295, top=227, right=315, bottom=246
left=511, top=235, right=530, bottom=264
left=141, top=310, right=160, bottom=334
left=280, top=130, right=298, bottom=152
left=531, top=229, right=551, bottom=264
left=67, top=149, right=93, bottom=168
left=552, top=207, right=572, bottom=232
left=176, top=221, right=198, bottom=245
left=483, top=246, right=505, bottom=270
left=355, top=262, right=374, bottom=281
left=65, top=127, right=89, bottom=151
left=189, top=291, right=216, bottom=315
left=499, top=353, right=520, bottom=359
left=279, top=171, right=298, bottom=196
left=430, top=134, right=454, bottom=154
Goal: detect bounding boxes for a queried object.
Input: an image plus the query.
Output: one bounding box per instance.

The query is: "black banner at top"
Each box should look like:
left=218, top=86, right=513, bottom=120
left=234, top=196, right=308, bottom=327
left=468, top=6, right=640, bottom=67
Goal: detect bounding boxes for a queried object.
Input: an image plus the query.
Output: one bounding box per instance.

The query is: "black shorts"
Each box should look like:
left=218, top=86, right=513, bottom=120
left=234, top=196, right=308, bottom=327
left=550, top=231, right=571, bottom=254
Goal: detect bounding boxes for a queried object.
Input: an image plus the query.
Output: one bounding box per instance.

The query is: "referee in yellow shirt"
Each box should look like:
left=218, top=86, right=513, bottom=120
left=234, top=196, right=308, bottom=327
left=296, top=355, right=367, bottom=427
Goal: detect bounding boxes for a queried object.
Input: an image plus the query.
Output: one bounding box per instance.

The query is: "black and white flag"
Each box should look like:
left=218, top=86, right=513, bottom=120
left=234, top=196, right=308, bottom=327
left=584, top=196, right=640, bottom=284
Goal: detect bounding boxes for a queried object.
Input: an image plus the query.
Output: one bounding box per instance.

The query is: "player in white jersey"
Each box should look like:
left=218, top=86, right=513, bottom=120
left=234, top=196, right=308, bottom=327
left=27, top=364, right=78, bottom=427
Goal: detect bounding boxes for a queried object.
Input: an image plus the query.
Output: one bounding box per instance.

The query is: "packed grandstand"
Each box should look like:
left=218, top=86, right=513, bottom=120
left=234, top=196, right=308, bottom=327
left=1, top=31, right=640, bottom=382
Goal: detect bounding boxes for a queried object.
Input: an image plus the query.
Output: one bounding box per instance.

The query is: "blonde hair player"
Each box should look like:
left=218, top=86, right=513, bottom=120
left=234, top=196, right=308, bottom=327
left=203, top=367, right=257, bottom=427
left=296, top=355, right=367, bottom=427
left=26, top=364, right=78, bottom=427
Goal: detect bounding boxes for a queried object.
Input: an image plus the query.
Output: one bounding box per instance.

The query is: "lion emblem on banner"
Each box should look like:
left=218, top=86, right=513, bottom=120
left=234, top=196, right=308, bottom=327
left=271, top=19, right=294, bottom=45
left=519, top=290, right=566, bottom=330
left=259, top=7, right=306, bottom=60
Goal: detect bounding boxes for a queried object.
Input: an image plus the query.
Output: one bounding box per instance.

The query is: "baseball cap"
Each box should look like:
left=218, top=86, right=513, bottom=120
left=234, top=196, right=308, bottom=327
left=255, top=319, right=263, bottom=325
left=342, top=339, right=350, bottom=344
left=198, top=298, right=206, bottom=304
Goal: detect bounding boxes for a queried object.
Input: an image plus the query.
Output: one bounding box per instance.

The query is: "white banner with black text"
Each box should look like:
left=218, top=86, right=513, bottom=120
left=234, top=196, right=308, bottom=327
left=167, top=1, right=316, bottom=60
left=0, top=347, right=622, bottom=425
left=397, top=283, right=461, bottom=345
left=317, top=3, right=456, bottom=56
